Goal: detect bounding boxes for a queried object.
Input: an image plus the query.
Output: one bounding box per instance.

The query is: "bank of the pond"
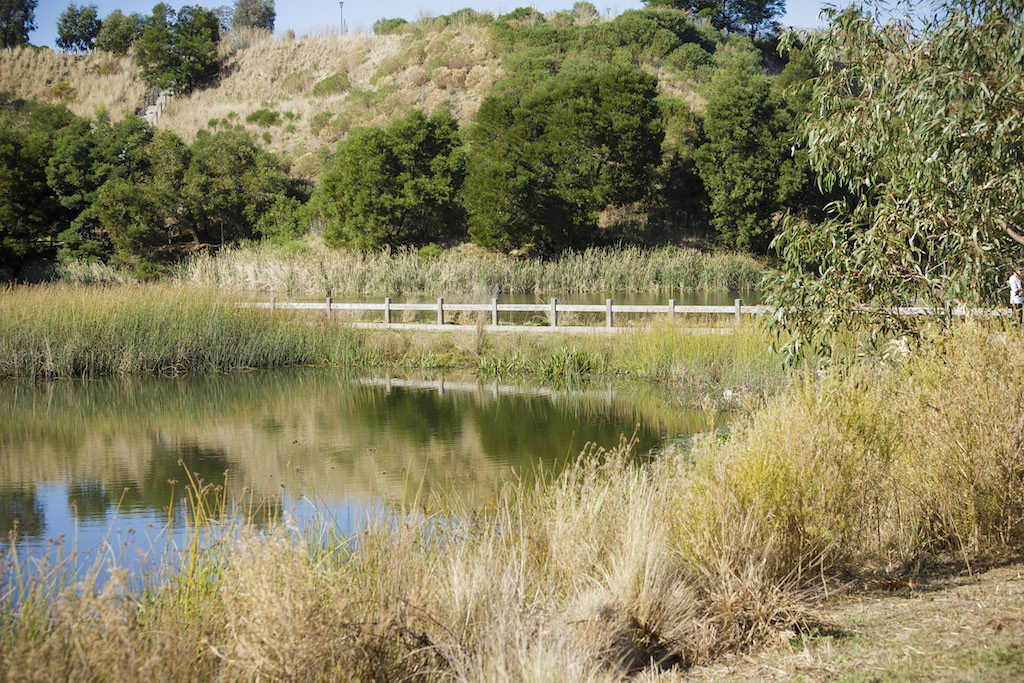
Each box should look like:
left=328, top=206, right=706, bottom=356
left=4, top=322, right=1024, bottom=681
left=0, top=284, right=787, bottom=397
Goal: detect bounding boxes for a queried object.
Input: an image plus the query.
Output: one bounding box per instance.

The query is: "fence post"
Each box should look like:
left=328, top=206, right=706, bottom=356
left=606, top=298, right=614, bottom=328
left=735, top=298, right=742, bottom=326
left=550, top=298, right=559, bottom=327
left=668, top=298, right=676, bottom=321
left=384, top=297, right=391, bottom=325
left=437, top=297, right=445, bottom=325
left=326, top=296, right=333, bottom=321
left=492, top=297, right=499, bottom=326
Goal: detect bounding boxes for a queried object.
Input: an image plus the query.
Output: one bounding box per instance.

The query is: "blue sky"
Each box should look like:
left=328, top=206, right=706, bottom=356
left=31, top=0, right=833, bottom=48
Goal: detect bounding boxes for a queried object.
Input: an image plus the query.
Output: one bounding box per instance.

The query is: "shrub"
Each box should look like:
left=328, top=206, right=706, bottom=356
left=245, top=108, right=281, bottom=127
left=312, top=73, right=351, bottom=97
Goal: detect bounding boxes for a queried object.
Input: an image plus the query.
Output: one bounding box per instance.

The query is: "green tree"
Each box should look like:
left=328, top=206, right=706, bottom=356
left=0, top=102, right=77, bottom=271
left=94, top=9, right=143, bottom=54
left=180, top=128, right=290, bottom=245
left=0, top=0, right=36, bottom=48
left=695, top=64, right=804, bottom=253
left=231, top=0, right=273, bottom=31
left=314, top=109, right=467, bottom=251
left=644, top=0, right=784, bottom=38
left=136, top=3, right=221, bottom=92
left=464, top=65, right=664, bottom=254
left=46, top=113, right=153, bottom=261
left=55, top=3, right=101, bottom=52
left=767, top=0, right=1024, bottom=355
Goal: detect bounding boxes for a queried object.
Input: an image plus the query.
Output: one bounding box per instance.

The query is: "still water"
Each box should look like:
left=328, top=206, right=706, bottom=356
left=0, top=369, right=714, bottom=574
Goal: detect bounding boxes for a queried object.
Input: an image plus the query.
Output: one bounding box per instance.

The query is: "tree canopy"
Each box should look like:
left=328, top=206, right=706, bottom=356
left=0, top=0, right=36, bottom=48
left=766, top=0, right=1024, bottom=355
left=314, top=109, right=467, bottom=251
left=135, top=3, right=221, bottom=92
left=56, top=3, right=101, bottom=52
left=231, top=0, right=274, bottom=31
left=94, top=9, right=143, bottom=54
left=644, top=0, right=785, bottom=38
left=464, top=65, right=664, bottom=254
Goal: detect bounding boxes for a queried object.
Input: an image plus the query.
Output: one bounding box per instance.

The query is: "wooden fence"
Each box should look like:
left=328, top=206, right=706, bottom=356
left=244, top=297, right=765, bottom=331
left=241, top=297, right=1017, bottom=332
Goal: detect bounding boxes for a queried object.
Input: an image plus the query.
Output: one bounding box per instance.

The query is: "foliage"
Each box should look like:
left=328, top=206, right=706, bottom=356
left=94, top=9, right=143, bottom=54
left=0, top=101, right=76, bottom=272
left=231, top=0, right=274, bottom=31
left=767, top=0, right=1024, bottom=356
left=695, top=64, right=806, bottom=253
left=181, top=127, right=292, bottom=246
left=0, top=0, right=35, bottom=48
left=55, top=3, right=101, bottom=52
left=464, top=65, right=664, bottom=254
left=45, top=112, right=153, bottom=262
left=644, top=0, right=784, bottom=38
left=373, top=17, right=408, bottom=35
left=311, top=72, right=349, bottom=96
left=136, top=3, right=221, bottom=92
left=314, top=109, right=467, bottom=251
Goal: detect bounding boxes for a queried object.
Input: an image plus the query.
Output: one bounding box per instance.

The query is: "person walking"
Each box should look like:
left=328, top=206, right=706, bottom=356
left=1010, top=266, right=1023, bottom=326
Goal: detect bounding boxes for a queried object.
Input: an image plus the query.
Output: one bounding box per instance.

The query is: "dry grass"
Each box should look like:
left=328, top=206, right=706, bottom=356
left=175, top=240, right=765, bottom=297
left=0, top=46, right=145, bottom=120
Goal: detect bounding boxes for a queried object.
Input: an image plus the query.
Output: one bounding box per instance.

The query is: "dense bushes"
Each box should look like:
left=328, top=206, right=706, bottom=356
left=312, top=109, right=467, bottom=250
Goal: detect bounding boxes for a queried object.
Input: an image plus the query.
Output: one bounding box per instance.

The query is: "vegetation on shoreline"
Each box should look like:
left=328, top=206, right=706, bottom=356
left=0, top=284, right=784, bottom=397
left=4, top=321, right=1023, bottom=680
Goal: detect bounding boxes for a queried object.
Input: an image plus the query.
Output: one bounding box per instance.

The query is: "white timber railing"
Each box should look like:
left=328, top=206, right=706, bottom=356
left=243, top=297, right=767, bottom=331
left=239, top=298, right=1015, bottom=332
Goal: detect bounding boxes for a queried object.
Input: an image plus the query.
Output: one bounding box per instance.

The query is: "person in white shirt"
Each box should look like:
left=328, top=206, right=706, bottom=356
left=1010, top=266, right=1023, bottom=326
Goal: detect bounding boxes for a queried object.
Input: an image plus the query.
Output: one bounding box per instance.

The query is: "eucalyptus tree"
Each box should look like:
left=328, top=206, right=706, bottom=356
left=766, top=0, right=1024, bottom=356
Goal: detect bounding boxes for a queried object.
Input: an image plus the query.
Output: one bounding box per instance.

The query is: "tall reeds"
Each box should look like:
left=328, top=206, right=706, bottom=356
left=176, top=241, right=765, bottom=297
left=0, top=284, right=787, bottom=395
left=0, top=284, right=344, bottom=377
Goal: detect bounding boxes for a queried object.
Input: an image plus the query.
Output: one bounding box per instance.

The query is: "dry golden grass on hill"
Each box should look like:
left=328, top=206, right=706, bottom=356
left=0, top=45, right=144, bottom=119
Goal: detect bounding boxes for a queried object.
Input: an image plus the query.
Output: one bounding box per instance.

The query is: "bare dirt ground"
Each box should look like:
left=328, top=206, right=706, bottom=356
left=679, top=559, right=1024, bottom=682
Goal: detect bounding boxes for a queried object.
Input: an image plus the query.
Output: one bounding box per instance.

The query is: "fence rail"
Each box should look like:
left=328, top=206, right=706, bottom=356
left=245, top=297, right=774, bottom=329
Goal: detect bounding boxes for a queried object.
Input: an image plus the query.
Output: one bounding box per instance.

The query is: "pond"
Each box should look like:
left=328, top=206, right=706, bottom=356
left=0, top=369, right=718, bottom=578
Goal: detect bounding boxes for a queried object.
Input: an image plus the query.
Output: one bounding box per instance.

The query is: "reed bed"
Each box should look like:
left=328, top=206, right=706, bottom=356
left=0, top=283, right=786, bottom=400
left=177, top=241, right=766, bottom=297
left=0, top=284, right=347, bottom=377
left=4, top=322, right=1023, bottom=680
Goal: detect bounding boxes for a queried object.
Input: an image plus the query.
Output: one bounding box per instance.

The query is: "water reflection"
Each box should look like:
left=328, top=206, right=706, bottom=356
left=0, top=370, right=713, bottom=563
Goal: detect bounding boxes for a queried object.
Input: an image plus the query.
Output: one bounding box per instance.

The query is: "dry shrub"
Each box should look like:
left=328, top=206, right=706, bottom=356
left=335, top=45, right=368, bottom=73
left=671, top=321, right=1024, bottom=581
left=431, top=66, right=468, bottom=89
left=405, top=64, right=430, bottom=87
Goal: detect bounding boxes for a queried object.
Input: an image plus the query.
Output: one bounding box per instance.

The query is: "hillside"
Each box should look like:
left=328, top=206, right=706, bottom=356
left=0, top=9, right=728, bottom=182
